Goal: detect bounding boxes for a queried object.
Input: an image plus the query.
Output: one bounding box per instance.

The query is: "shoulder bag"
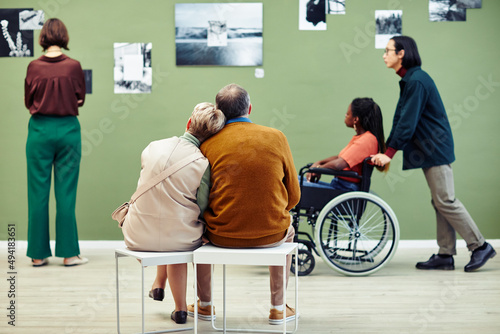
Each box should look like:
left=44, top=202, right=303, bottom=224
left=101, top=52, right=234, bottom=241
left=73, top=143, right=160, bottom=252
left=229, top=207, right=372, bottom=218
left=111, top=151, right=203, bottom=227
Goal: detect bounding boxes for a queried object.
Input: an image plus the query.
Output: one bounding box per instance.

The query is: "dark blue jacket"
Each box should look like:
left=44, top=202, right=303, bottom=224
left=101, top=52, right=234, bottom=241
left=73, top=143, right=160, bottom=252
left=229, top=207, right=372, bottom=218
left=387, top=66, right=455, bottom=170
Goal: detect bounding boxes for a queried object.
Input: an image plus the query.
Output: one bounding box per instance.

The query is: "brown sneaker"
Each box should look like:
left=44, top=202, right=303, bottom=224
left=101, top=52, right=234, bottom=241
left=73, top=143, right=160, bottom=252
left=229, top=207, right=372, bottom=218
left=187, top=300, right=216, bottom=321
left=269, top=304, right=297, bottom=325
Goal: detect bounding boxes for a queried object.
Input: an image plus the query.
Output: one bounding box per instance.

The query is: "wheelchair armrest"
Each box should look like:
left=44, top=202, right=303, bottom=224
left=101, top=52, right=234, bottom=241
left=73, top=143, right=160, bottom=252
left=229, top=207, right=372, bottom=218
left=307, top=167, right=361, bottom=179
left=299, top=163, right=361, bottom=180
left=308, top=157, right=374, bottom=178
left=298, top=157, right=373, bottom=190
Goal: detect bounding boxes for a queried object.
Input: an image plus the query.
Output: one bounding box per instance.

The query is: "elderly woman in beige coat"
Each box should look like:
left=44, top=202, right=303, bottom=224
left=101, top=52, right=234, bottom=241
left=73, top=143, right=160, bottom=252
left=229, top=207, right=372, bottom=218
left=121, top=103, right=225, bottom=324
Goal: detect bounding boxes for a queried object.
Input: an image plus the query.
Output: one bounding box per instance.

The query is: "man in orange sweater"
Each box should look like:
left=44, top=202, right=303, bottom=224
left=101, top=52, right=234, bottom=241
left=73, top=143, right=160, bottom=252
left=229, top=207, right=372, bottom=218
left=188, top=83, right=301, bottom=324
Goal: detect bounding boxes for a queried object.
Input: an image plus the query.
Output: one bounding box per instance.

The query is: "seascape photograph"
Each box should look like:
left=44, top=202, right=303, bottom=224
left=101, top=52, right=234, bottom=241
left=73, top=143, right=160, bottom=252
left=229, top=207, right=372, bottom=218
left=175, top=3, right=263, bottom=66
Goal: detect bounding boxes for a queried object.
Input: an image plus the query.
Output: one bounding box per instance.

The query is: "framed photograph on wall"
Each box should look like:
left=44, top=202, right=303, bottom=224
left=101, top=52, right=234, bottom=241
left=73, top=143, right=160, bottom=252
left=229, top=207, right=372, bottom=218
left=175, top=3, right=263, bottom=66
left=328, top=0, right=346, bottom=15
left=375, top=10, right=402, bottom=49
left=0, top=8, right=34, bottom=57
left=429, top=0, right=466, bottom=22
left=113, top=43, right=152, bottom=94
left=19, top=10, right=44, bottom=30
left=299, top=0, right=327, bottom=30
left=457, top=0, right=481, bottom=9
left=83, top=70, right=92, bottom=94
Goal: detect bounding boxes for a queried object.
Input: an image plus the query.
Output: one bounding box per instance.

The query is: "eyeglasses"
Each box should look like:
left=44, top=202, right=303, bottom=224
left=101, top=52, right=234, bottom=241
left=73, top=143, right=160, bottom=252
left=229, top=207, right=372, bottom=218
left=384, top=48, right=397, bottom=54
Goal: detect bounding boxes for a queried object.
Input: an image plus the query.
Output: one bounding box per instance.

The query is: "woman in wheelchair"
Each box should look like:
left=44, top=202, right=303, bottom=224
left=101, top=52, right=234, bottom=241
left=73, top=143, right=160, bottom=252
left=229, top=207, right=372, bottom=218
left=304, top=97, right=388, bottom=191
left=292, top=98, right=399, bottom=277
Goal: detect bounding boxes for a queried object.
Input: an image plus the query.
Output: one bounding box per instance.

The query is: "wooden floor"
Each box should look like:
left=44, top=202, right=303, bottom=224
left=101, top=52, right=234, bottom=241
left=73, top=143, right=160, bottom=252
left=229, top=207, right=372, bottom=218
left=1, top=240, right=499, bottom=334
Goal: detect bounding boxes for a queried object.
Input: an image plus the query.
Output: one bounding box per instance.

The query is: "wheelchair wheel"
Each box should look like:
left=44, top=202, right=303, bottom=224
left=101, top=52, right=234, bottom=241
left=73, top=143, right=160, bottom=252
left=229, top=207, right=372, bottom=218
left=314, top=191, right=399, bottom=276
left=291, top=248, right=315, bottom=276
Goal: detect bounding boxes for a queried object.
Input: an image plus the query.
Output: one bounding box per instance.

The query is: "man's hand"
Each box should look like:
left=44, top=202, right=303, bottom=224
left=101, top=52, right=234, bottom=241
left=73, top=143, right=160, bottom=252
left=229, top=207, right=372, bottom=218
left=371, top=153, right=391, bottom=167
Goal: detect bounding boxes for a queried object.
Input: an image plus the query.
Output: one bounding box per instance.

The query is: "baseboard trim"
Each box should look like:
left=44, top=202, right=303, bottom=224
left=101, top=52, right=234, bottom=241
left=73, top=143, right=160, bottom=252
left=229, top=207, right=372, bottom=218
left=2, top=239, right=499, bottom=250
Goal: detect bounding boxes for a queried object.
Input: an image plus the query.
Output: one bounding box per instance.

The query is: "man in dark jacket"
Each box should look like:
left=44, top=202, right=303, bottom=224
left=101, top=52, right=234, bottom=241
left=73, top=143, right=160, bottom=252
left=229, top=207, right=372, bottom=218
left=372, top=36, right=496, bottom=272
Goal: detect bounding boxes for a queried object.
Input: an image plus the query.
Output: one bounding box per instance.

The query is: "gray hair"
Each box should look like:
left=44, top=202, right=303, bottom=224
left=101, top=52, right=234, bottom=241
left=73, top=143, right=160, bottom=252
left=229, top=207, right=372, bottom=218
left=215, top=83, right=250, bottom=120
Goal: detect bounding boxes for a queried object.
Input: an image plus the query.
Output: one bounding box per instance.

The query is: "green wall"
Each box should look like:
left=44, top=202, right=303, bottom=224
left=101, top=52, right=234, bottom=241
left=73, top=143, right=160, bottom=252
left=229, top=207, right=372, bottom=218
left=1, top=0, right=499, bottom=241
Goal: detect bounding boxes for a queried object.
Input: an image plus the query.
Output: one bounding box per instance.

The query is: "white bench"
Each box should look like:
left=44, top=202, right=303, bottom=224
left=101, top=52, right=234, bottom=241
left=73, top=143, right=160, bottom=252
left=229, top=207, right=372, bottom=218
left=193, top=243, right=299, bottom=334
left=115, top=248, right=194, bottom=334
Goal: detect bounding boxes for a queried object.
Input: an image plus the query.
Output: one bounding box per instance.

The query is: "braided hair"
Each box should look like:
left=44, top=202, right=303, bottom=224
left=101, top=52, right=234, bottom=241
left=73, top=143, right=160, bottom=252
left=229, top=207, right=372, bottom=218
left=351, top=98, right=388, bottom=171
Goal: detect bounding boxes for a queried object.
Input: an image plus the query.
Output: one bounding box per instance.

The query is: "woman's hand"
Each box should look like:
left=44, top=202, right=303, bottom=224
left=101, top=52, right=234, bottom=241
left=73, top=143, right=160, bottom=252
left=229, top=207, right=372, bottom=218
left=306, top=172, right=321, bottom=183
left=306, top=164, right=322, bottom=182
left=371, top=153, right=391, bottom=167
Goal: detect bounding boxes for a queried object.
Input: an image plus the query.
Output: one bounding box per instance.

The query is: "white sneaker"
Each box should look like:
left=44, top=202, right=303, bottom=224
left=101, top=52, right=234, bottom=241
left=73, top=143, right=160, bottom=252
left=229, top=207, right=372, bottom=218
left=64, top=256, right=89, bottom=267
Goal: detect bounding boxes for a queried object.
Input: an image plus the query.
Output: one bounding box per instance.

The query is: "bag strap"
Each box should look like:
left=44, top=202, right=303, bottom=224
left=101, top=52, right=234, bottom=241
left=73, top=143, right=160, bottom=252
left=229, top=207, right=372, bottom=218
left=129, top=151, right=204, bottom=204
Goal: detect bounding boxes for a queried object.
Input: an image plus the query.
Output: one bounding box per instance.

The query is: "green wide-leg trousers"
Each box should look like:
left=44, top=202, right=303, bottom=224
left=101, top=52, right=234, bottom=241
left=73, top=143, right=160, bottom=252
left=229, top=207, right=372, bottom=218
left=26, top=115, right=81, bottom=259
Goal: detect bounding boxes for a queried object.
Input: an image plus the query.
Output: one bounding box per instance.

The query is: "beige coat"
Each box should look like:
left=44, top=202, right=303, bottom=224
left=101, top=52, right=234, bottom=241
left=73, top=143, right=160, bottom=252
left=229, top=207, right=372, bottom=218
left=122, top=137, right=208, bottom=251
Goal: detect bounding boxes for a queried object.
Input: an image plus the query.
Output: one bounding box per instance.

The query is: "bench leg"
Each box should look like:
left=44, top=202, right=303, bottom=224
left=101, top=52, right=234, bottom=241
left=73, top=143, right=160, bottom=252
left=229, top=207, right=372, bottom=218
left=194, top=264, right=198, bottom=334
left=142, top=265, right=145, bottom=334
left=223, top=264, right=227, bottom=334
left=282, top=262, right=286, bottom=334
left=116, top=254, right=121, bottom=334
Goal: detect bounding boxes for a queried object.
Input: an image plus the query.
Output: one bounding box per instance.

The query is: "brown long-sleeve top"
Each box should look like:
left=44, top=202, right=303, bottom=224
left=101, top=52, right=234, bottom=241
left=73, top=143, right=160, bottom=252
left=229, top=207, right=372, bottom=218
left=200, top=120, right=301, bottom=247
left=24, top=54, right=85, bottom=116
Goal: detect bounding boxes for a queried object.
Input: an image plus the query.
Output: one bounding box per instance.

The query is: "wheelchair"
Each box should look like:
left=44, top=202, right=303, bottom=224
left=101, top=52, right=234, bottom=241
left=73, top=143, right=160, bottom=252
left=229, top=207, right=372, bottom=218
left=290, top=158, right=400, bottom=276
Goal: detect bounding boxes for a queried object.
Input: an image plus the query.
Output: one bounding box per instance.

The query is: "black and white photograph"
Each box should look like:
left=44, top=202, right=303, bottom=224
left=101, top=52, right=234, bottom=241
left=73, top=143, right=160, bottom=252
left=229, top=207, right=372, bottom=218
left=19, top=9, right=44, bottom=30
left=83, top=69, right=92, bottom=94
left=429, top=0, right=466, bottom=22
left=375, top=10, right=402, bottom=49
left=457, top=0, right=482, bottom=9
left=299, top=0, right=326, bottom=30
left=207, top=20, right=227, bottom=47
left=328, top=0, right=346, bottom=15
left=175, top=3, right=263, bottom=66
left=113, top=43, right=152, bottom=94
left=0, top=8, right=33, bottom=57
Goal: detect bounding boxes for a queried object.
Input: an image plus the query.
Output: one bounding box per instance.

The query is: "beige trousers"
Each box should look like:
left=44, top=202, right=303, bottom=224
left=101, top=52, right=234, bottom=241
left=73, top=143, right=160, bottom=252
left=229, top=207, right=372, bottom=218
left=423, top=164, right=485, bottom=255
left=196, top=223, right=295, bottom=306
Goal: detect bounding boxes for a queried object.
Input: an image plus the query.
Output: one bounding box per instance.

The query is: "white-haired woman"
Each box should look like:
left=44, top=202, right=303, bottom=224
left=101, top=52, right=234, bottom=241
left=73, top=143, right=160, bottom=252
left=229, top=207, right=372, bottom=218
left=120, top=103, right=225, bottom=324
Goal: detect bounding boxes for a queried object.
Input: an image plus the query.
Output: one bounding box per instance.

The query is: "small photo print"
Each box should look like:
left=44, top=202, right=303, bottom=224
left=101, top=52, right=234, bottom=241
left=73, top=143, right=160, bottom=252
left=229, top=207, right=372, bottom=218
left=19, top=10, right=44, bottom=30
left=0, top=8, right=34, bottom=57
left=83, top=70, right=92, bottom=94
left=457, top=0, right=481, bottom=9
left=328, top=0, right=345, bottom=15
left=299, top=0, right=326, bottom=30
left=429, top=0, right=466, bottom=22
left=114, top=43, right=152, bottom=94
left=207, top=20, right=228, bottom=47
left=375, top=10, right=402, bottom=49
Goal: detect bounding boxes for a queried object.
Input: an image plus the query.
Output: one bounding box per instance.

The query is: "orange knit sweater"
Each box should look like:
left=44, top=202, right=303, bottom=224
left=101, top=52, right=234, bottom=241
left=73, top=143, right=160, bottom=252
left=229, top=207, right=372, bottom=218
left=201, top=121, right=300, bottom=247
